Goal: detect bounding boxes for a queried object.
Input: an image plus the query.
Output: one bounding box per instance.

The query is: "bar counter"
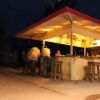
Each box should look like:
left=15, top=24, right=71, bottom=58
left=56, top=55, right=100, bottom=80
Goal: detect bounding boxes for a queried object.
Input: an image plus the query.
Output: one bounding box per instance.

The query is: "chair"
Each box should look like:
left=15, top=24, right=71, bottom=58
left=50, top=61, right=63, bottom=80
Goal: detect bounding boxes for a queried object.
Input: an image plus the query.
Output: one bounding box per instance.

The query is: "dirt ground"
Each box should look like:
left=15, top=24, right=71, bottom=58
left=0, top=67, right=100, bottom=100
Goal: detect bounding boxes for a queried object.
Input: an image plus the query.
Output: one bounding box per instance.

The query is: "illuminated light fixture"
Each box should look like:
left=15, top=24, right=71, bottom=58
left=73, top=21, right=82, bottom=25
left=63, top=21, right=70, bottom=25
left=53, top=25, right=62, bottom=28
left=39, top=28, right=53, bottom=31
left=44, top=37, right=58, bottom=43
left=93, top=40, right=100, bottom=46
left=85, top=26, right=100, bottom=30
left=45, top=29, right=52, bottom=31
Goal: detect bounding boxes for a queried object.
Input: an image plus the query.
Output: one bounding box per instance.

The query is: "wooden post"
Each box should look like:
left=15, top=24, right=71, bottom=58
left=42, top=40, right=45, bottom=47
left=65, top=13, right=73, bottom=80
left=70, top=32, right=73, bottom=55
left=84, top=47, right=86, bottom=56
left=70, top=24, right=73, bottom=80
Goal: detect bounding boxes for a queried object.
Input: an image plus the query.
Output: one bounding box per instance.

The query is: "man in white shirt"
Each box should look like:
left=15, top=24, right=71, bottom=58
left=41, top=45, right=51, bottom=77
left=27, top=47, right=40, bottom=75
left=28, top=47, right=40, bottom=61
left=41, top=46, right=50, bottom=58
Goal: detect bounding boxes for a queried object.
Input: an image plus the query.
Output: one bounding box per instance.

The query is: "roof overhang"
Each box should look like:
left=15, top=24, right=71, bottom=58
left=16, top=7, right=100, bottom=40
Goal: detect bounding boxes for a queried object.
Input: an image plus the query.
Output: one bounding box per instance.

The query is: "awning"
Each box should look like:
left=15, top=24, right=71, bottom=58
left=16, top=7, right=100, bottom=40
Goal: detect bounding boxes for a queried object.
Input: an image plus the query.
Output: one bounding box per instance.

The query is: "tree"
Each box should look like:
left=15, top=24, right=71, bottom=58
left=68, top=0, right=78, bottom=8
left=0, top=24, right=6, bottom=42
left=52, top=0, right=78, bottom=10
left=44, top=4, right=54, bottom=17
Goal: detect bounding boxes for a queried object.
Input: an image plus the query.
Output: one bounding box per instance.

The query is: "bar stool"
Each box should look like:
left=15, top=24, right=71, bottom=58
left=23, top=61, right=32, bottom=75
left=84, top=66, right=93, bottom=81
left=88, top=62, right=100, bottom=81
left=50, top=61, right=63, bottom=80
left=40, top=57, right=44, bottom=76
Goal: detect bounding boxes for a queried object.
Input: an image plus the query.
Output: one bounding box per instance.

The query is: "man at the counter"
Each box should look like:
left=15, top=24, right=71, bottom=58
left=55, top=50, right=62, bottom=57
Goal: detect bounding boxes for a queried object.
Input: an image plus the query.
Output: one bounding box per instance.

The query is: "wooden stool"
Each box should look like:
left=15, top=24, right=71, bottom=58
left=40, top=57, right=44, bottom=76
left=84, top=66, right=93, bottom=81
left=88, top=62, right=100, bottom=81
left=51, top=61, right=63, bottom=80
left=23, top=61, right=32, bottom=75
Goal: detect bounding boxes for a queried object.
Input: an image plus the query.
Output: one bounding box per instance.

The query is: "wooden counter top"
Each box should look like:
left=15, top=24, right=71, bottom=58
left=56, top=55, right=100, bottom=59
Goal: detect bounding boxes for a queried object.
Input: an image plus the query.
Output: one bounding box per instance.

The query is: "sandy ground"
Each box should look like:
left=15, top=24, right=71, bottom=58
left=0, top=67, right=100, bottom=100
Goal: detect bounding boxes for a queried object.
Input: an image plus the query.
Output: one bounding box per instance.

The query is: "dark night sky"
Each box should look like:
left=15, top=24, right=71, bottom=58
left=0, top=0, right=100, bottom=50
left=0, top=0, right=100, bottom=37
left=0, top=0, right=54, bottom=37
left=74, top=0, right=100, bottom=20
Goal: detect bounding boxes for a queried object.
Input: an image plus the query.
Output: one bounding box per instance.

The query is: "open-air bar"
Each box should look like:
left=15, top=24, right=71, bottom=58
left=16, top=7, right=100, bottom=80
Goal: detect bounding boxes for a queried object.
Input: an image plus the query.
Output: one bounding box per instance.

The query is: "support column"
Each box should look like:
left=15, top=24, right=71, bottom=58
left=70, top=32, right=73, bottom=55
left=84, top=47, right=86, bottom=56
left=70, top=26, right=73, bottom=80
left=42, top=40, right=45, bottom=47
left=65, top=13, right=73, bottom=80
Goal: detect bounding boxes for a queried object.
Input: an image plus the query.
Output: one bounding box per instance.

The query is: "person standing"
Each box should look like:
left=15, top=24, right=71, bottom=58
left=27, top=47, right=40, bottom=75
left=41, top=45, right=51, bottom=77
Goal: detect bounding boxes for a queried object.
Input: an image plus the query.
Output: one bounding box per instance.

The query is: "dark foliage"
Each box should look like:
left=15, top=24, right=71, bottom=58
left=44, top=4, right=54, bottom=17
left=52, top=0, right=78, bottom=10
left=0, top=24, right=6, bottom=42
